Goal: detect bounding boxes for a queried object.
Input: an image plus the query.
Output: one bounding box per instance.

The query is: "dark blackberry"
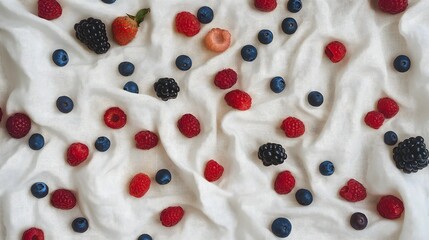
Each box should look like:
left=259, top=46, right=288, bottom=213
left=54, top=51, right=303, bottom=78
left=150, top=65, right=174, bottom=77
left=154, top=78, right=180, bottom=101
left=258, top=143, right=287, bottom=166
left=393, top=136, right=429, bottom=173
left=74, top=17, right=110, bottom=54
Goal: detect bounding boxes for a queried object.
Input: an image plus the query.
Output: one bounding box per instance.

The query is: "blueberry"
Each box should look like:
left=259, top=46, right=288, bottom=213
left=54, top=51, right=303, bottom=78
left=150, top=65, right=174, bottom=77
left=295, top=188, right=313, bottom=206
left=118, top=61, right=135, bottom=76
left=393, top=55, right=411, bottom=73
left=102, top=0, right=116, bottom=3
left=271, top=217, right=292, bottom=238
left=307, top=91, right=324, bottom=107
left=281, top=17, right=298, bottom=35
left=287, top=0, right=302, bottom=13
left=350, top=212, right=368, bottom=230
left=95, top=136, right=111, bottom=152
left=137, top=233, right=153, bottom=240
left=156, top=169, right=172, bottom=185
left=123, top=81, right=139, bottom=93
left=56, top=96, right=74, bottom=113
left=384, top=131, right=398, bottom=146
left=52, top=49, right=69, bottom=67
left=241, top=45, right=258, bottom=62
left=319, top=161, right=334, bottom=176
left=175, top=55, right=192, bottom=71
left=270, top=76, right=286, bottom=93
left=258, top=29, right=273, bottom=44
left=72, top=217, right=89, bottom=233
left=31, top=182, right=49, bottom=199
left=28, top=133, right=45, bottom=150
left=197, top=6, right=214, bottom=24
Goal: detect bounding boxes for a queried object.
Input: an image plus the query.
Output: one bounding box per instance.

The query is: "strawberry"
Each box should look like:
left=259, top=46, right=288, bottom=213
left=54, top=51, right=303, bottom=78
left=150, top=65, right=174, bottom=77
left=22, top=227, right=44, bottom=240
left=224, top=89, right=252, bottom=110
left=6, top=113, right=32, bottom=139
left=66, top=142, right=89, bottom=167
left=214, top=68, right=238, bottom=89
left=280, top=117, right=305, bottom=138
left=339, top=179, right=367, bottom=202
left=50, top=189, right=77, bottom=210
left=364, top=111, right=385, bottom=129
left=377, top=97, right=399, bottom=118
left=135, top=130, right=159, bottom=150
left=377, top=195, right=404, bottom=219
left=325, top=41, right=347, bottom=63
left=38, top=0, right=62, bottom=20
left=104, top=107, right=127, bottom=129
left=129, top=173, right=151, bottom=198
left=378, top=0, right=408, bottom=14
left=254, top=0, right=277, bottom=12
left=274, top=170, right=295, bottom=194
left=160, top=206, right=185, bottom=227
left=175, top=12, right=200, bottom=37
left=177, top=113, right=201, bottom=138
left=204, top=160, right=224, bottom=182
left=112, top=8, right=150, bottom=46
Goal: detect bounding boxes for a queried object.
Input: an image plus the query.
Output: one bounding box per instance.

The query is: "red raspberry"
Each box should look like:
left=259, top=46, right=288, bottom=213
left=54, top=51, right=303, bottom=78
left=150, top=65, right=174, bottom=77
left=175, top=12, right=200, bottom=37
left=377, top=195, right=404, bottom=219
left=6, top=113, right=32, bottom=139
left=129, top=173, right=151, bottom=198
left=274, top=170, right=296, bottom=194
left=224, top=89, right=252, bottom=111
left=104, top=107, right=127, bottom=129
left=378, top=0, right=408, bottom=14
left=339, top=179, right=367, bottom=202
left=50, top=189, right=77, bottom=210
left=325, top=41, right=347, bottom=63
left=22, top=227, right=44, bottom=240
left=38, top=0, right=62, bottom=20
left=214, top=68, right=238, bottom=90
left=160, top=206, right=185, bottom=227
left=364, top=111, right=385, bottom=129
left=177, top=113, right=201, bottom=138
left=66, top=142, right=89, bottom=166
left=204, top=160, right=224, bottom=182
left=377, top=97, right=399, bottom=118
left=254, top=0, right=277, bottom=12
left=280, top=117, right=305, bottom=138
left=135, top=130, right=159, bottom=150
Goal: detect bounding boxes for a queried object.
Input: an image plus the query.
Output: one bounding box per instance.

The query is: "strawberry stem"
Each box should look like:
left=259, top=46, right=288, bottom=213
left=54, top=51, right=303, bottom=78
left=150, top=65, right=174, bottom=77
left=135, top=8, right=150, bottom=26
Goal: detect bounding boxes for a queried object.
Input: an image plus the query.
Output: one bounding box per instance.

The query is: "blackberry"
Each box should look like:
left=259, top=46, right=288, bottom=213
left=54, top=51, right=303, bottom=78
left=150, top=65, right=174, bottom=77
left=74, top=18, right=110, bottom=54
left=154, top=78, right=180, bottom=101
left=393, top=136, right=429, bottom=173
left=258, top=143, right=287, bottom=166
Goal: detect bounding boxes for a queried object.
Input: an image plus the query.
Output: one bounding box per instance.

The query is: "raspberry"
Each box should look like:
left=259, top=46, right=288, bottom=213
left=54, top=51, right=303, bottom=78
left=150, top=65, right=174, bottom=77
left=66, top=142, right=89, bottom=166
left=175, top=12, right=200, bottom=37
left=274, top=170, right=295, bottom=194
left=160, top=206, right=185, bottom=227
left=104, top=107, right=127, bottom=129
left=224, top=89, right=252, bottom=111
left=325, top=41, right=346, bottom=63
left=50, top=189, right=77, bottom=210
left=339, top=179, right=367, bottom=202
left=38, top=0, right=62, bottom=20
left=204, top=28, right=231, bottom=53
left=254, top=0, right=277, bottom=12
left=364, top=111, right=385, bottom=129
left=177, top=113, right=201, bottom=138
left=377, top=97, right=399, bottom=118
left=214, top=68, right=238, bottom=89
left=22, top=227, right=44, bottom=240
left=378, top=0, right=408, bottom=14
left=280, top=117, right=305, bottom=138
left=6, top=113, right=32, bottom=139
left=129, top=173, right=151, bottom=198
left=204, top=160, right=224, bottom=182
left=377, top=195, right=404, bottom=219
left=135, top=130, right=159, bottom=150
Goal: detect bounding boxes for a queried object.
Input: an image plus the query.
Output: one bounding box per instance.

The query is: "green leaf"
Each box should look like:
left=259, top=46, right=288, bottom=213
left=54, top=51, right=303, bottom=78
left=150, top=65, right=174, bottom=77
left=135, top=8, right=150, bottom=26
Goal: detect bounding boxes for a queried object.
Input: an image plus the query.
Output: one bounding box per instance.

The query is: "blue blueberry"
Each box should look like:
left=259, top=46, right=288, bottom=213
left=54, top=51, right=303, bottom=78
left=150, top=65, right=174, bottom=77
left=307, top=91, right=324, bottom=107
left=350, top=212, right=368, bottom=230
left=319, top=160, right=334, bottom=176
left=72, top=217, right=89, bottom=233
left=102, top=0, right=116, bottom=3
left=95, top=136, right=111, bottom=152
left=281, top=17, right=298, bottom=35
left=28, top=133, right=45, bottom=150
left=31, top=182, right=49, bottom=199
left=258, top=29, right=273, bottom=44
left=155, top=169, right=172, bottom=185
left=384, top=131, right=398, bottom=146
left=271, top=217, right=292, bottom=238
left=393, top=55, right=411, bottom=73
left=270, top=76, right=286, bottom=93
left=123, top=81, right=139, bottom=93
left=175, top=55, right=192, bottom=71
left=295, top=188, right=313, bottom=206
left=118, top=61, right=135, bottom=76
left=197, top=6, right=214, bottom=24
left=241, top=45, right=258, bottom=62
left=287, top=0, right=302, bottom=13
left=137, top=233, right=153, bottom=240
left=56, top=96, right=74, bottom=113
left=52, top=49, right=69, bottom=67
